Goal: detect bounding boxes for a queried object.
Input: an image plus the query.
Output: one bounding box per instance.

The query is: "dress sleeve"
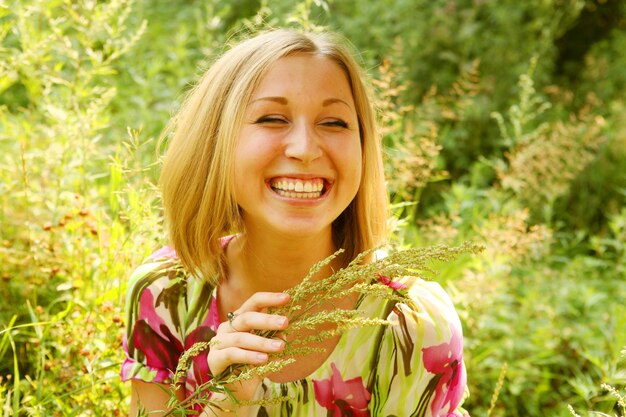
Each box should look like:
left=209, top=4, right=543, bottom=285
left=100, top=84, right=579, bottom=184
left=368, top=279, right=470, bottom=417
left=120, top=254, right=188, bottom=384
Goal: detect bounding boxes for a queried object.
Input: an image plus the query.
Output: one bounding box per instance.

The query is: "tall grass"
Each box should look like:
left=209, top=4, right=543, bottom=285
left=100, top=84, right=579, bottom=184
left=0, top=1, right=162, bottom=414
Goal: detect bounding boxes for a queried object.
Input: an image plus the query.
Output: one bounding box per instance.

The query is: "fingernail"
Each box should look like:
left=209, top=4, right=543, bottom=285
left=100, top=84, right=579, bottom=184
left=256, top=353, right=268, bottom=362
left=274, top=317, right=287, bottom=326
left=271, top=340, right=284, bottom=349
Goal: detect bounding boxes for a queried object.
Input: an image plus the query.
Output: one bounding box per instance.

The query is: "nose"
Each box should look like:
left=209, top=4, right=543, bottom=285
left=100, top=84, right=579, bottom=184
left=284, top=121, right=323, bottom=163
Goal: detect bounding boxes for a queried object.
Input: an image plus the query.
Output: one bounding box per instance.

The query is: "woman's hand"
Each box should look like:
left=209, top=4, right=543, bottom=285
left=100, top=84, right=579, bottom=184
left=209, top=292, right=290, bottom=378
left=204, top=292, right=290, bottom=416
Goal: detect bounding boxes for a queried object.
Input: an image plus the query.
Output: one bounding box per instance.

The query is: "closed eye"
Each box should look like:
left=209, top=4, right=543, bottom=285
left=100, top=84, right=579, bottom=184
left=255, top=115, right=288, bottom=124
left=321, top=119, right=349, bottom=129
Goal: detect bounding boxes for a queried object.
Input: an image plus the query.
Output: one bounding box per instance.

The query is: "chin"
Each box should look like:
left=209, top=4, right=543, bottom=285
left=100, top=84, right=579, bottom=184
left=267, top=218, right=334, bottom=240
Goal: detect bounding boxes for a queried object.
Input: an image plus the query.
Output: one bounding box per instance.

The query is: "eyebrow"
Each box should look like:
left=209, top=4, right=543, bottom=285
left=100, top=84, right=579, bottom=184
left=250, top=96, right=288, bottom=105
left=250, top=96, right=354, bottom=110
left=322, top=98, right=354, bottom=110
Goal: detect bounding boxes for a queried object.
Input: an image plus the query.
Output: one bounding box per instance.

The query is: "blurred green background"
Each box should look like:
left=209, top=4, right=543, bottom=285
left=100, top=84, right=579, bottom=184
left=1, top=0, right=625, bottom=415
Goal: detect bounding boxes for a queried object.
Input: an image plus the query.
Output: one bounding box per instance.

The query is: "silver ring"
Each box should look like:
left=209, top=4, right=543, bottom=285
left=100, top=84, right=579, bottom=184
left=227, top=311, right=240, bottom=332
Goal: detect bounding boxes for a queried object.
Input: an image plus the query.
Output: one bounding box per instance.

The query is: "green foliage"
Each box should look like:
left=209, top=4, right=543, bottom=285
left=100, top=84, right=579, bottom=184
left=1, top=0, right=625, bottom=415
left=321, top=0, right=588, bottom=171
left=108, top=0, right=241, bottom=144
left=0, top=0, right=162, bottom=414
left=491, top=59, right=606, bottom=226
left=462, top=256, right=626, bottom=417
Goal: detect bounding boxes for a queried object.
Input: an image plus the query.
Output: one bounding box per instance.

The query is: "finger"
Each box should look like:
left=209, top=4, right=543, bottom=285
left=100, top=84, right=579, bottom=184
left=209, top=347, right=271, bottom=376
left=237, top=292, right=290, bottom=313
left=213, top=332, right=285, bottom=353
left=219, top=311, right=289, bottom=334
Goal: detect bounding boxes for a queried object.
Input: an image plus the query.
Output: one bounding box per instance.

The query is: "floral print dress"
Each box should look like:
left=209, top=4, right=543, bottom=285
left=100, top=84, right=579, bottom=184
left=121, top=245, right=470, bottom=417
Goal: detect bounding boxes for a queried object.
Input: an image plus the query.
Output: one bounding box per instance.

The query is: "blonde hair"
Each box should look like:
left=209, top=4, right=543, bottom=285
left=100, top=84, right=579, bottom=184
left=160, top=29, right=388, bottom=283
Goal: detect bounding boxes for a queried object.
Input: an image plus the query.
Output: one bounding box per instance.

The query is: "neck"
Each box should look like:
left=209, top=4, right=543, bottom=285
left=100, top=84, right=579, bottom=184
left=226, top=227, right=338, bottom=295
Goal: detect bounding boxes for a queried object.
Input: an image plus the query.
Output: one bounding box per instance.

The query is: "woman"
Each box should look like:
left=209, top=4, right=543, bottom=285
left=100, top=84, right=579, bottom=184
left=121, top=29, right=469, bottom=416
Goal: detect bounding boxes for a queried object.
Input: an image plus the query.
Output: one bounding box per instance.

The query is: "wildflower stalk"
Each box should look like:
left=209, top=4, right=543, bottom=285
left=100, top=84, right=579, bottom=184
left=164, top=241, right=482, bottom=415
left=486, top=362, right=508, bottom=417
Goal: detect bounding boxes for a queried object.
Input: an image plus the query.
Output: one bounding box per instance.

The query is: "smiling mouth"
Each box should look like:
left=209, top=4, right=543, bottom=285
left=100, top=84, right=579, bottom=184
left=269, top=177, right=327, bottom=199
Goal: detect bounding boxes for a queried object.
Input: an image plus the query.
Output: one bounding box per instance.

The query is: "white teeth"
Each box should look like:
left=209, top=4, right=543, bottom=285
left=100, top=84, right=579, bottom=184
left=270, top=178, right=325, bottom=199
left=273, top=189, right=322, bottom=199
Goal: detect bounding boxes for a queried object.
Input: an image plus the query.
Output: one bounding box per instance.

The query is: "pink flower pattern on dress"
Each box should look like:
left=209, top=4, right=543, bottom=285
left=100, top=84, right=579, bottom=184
left=132, top=289, right=184, bottom=377
left=312, top=362, right=371, bottom=416
left=376, top=273, right=408, bottom=290
left=421, top=325, right=467, bottom=416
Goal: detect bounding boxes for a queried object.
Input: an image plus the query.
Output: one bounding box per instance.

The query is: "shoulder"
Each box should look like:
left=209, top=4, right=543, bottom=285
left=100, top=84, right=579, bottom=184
left=407, top=278, right=460, bottom=323
left=387, top=277, right=463, bottom=346
left=125, top=246, right=186, bottom=306
left=131, top=246, right=180, bottom=279
left=124, top=245, right=221, bottom=319
left=124, top=246, right=188, bottom=326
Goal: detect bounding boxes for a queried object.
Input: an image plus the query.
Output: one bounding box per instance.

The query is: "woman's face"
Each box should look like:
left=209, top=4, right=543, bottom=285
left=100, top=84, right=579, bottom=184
left=234, top=53, right=362, bottom=240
